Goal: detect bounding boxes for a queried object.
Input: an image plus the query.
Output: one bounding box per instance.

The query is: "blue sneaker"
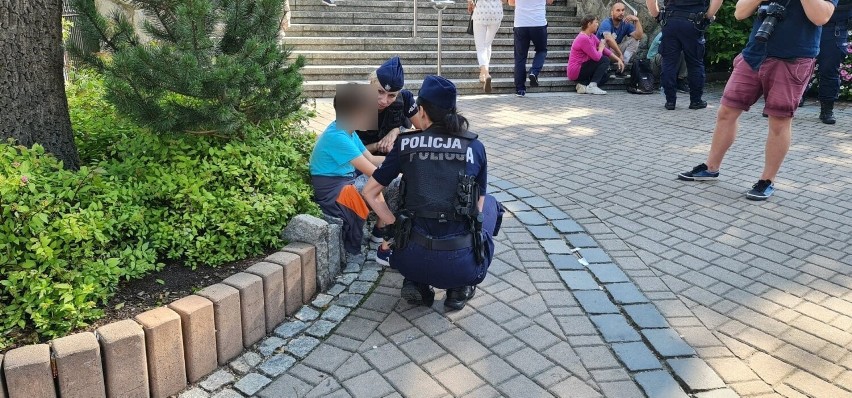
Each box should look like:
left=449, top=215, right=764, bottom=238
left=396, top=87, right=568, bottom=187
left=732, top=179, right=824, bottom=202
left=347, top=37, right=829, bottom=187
left=375, top=244, right=392, bottom=267
left=678, top=163, right=719, bottom=181
left=746, top=179, right=775, bottom=201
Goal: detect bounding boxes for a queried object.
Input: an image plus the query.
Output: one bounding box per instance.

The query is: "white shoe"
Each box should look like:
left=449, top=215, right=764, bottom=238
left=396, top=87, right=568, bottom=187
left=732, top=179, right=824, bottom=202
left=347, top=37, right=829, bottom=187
left=576, top=83, right=586, bottom=94
left=586, top=83, right=607, bottom=95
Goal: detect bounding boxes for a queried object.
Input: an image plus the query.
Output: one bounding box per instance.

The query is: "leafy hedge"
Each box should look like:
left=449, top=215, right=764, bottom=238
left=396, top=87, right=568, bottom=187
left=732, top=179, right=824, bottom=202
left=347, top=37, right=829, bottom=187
left=0, top=72, right=317, bottom=348
left=705, top=2, right=754, bottom=70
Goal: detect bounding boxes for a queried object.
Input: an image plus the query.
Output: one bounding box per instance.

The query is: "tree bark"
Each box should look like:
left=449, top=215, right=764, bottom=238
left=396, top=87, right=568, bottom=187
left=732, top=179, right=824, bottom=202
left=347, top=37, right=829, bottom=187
left=0, top=0, right=81, bottom=170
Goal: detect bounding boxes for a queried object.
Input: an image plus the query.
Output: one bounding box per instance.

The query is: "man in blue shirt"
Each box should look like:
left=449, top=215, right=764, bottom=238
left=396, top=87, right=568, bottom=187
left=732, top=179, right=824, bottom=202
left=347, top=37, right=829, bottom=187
left=677, top=0, right=837, bottom=201
left=597, top=3, right=644, bottom=65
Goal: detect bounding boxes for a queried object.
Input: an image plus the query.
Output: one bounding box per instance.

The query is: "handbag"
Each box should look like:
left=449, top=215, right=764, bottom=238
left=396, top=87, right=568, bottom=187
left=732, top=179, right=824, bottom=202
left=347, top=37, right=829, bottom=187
left=466, top=0, right=475, bottom=35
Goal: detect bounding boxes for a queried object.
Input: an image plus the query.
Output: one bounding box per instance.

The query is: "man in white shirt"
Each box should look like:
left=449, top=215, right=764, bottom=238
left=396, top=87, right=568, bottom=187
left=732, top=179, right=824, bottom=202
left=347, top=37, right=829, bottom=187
left=508, top=0, right=554, bottom=97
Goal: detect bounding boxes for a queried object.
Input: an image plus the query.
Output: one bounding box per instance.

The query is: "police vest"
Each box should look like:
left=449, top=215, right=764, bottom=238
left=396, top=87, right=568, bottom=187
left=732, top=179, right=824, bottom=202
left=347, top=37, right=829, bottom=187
left=837, top=0, right=851, bottom=12
left=398, top=128, right=478, bottom=222
left=665, top=0, right=708, bottom=9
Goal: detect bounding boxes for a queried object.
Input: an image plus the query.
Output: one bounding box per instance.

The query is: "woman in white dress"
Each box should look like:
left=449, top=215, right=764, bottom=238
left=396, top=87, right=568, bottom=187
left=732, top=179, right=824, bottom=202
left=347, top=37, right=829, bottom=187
left=468, top=0, right=506, bottom=93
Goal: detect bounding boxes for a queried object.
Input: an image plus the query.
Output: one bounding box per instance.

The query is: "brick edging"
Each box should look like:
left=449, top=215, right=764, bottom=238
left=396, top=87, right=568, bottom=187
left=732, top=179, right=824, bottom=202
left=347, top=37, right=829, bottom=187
left=0, top=213, right=341, bottom=398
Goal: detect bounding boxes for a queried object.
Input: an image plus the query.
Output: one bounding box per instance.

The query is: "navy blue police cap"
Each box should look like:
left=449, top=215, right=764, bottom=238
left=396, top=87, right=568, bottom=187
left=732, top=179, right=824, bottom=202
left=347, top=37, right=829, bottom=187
left=376, top=56, right=405, bottom=92
left=418, top=75, right=457, bottom=111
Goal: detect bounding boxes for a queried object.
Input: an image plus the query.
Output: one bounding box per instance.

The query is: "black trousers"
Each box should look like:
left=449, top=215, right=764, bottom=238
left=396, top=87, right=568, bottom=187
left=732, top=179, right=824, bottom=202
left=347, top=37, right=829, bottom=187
left=576, top=57, right=611, bottom=86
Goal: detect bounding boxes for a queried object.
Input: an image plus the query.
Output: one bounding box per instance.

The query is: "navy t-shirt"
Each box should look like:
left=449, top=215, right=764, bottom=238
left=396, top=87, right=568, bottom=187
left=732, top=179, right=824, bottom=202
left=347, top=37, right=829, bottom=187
left=373, top=129, right=488, bottom=238
left=742, top=0, right=838, bottom=69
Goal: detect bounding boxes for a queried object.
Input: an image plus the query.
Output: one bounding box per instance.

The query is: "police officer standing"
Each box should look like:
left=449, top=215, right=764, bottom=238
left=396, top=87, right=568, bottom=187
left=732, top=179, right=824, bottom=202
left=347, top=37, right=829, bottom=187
left=647, top=0, right=722, bottom=110
left=816, top=0, right=851, bottom=124
left=362, top=76, right=504, bottom=311
left=358, top=56, right=419, bottom=154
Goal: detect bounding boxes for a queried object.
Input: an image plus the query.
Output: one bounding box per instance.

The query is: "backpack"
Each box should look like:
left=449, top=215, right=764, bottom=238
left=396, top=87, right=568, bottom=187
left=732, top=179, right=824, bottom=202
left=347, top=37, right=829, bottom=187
left=626, top=59, right=656, bottom=94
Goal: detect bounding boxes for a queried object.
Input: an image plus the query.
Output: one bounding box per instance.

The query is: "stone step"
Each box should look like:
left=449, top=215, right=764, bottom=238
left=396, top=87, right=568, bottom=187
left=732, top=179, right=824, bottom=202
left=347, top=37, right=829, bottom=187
left=287, top=0, right=575, bottom=12
left=285, top=24, right=580, bottom=38
left=301, top=62, right=570, bottom=80
left=282, top=37, right=573, bottom=51
left=290, top=12, right=581, bottom=25
left=302, top=76, right=626, bottom=97
left=293, top=49, right=570, bottom=65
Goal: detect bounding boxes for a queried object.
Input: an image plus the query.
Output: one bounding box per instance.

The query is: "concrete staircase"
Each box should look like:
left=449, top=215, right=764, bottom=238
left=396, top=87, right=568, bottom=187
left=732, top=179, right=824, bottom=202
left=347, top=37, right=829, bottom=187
left=284, top=0, right=602, bottom=97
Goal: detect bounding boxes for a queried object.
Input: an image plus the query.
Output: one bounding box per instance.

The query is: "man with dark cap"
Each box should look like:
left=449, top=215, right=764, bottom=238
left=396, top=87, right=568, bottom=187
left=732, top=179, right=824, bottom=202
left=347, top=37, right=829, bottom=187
left=362, top=75, right=504, bottom=312
left=358, top=56, right=419, bottom=155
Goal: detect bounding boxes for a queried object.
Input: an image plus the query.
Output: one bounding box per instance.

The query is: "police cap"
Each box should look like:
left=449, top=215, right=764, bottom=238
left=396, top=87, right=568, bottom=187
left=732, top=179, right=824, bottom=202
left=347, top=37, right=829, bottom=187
left=376, top=56, right=405, bottom=92
left=418, top=75, right=457, bottom=111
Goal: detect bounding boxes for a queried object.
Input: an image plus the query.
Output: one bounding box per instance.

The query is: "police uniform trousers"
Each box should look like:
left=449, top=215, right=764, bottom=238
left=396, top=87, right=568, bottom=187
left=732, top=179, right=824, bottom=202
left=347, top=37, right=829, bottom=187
left=391, top=195, right=504, bottom=290
left=817, top=14, right=850, bottom=103
left=660, top=16, right=706, bottom=103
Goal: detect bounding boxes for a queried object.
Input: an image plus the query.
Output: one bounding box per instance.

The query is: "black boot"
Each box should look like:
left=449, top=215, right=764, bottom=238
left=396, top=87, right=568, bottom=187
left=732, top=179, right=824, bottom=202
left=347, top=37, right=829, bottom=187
left=401, top=279, right=435, bottom=307
left=820, top=101, right=836, bottom=125
left=444, top=286, right=476, bottom=311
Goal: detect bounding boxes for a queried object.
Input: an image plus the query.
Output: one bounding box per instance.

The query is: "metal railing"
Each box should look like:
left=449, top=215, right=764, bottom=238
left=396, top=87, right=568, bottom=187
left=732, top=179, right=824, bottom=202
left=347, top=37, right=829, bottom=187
left=432, top=0, right=454, bottom=75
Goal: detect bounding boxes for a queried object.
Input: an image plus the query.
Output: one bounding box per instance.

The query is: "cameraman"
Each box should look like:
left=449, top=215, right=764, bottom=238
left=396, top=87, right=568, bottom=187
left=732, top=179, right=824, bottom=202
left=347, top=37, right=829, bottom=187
left=647, top=0, right=723, bottom=110
left=677, top=0, right=836, bottom=201
left=815, top=0, right=851, bottom=124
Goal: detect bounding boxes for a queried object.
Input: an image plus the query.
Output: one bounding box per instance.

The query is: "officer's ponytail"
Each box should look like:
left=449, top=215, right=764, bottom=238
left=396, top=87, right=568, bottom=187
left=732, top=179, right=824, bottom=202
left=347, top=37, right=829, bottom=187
left=417, top=97, right=470, bottom=135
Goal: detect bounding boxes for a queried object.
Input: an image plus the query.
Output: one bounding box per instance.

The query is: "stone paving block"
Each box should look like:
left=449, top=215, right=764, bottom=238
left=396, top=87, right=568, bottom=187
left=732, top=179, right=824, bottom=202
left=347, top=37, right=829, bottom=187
left=541, top=239, right=573, bottom=254
left=245, top=262, right=287, bottom=333
left=623, top=303, right=670, bottom=329
left=507, top=187, right=535, bottom=198
left=135, top=307, right=187, bottom=398
left=222, top=272, right=266, bottom=347
left=590, top=314, right=641, bottom=343
left=694, top=389, right=740, bottom=398
left=3, top=344, right=56, bottom=398
left=538, top=206, right=569, bottom=220
left=196, top=283, right=243, bottom=364
left=179, top=387, right=210, bottom=398
left=549, top=376, right=603, bottom=398
left=566, top=233, right=598, bottom=248
left=588, top=263, right=630, bottom=283
left=168, top=295, right=218, bottom=383
left=211, top=389, right=243, bottom=398
left=550, top=254, right=585, bottom=270
left=282, top=243, right=318, bottom=303
left=606, top=282, right=649, bottom=304
left=634, top=370, right=689, bottom=398
left=560, top=270, right=600, bottom=290
left=573, top=290, right=620, bottom=314
left=230, top=352, right=262, bottom=374
left=668, top=358, right=727, bottom=391
left=385, top=363, right=448, bottom=398
left=514, top=211, right=547, bottom=225
left=527, top=225, right=561, bottom=239
left=275, top=319, right=308, bottom=338
left=307, top=319, right=337, bottom=338
left=523, top=196, right=551, bottom=208
left=642, top=328, right=697, bottom=357
left=234, top=373, right=271, bottom=396
left=258, top=354, right=297, bottom=377
left=553, top=219, right=585, bottom=233
left=435, top=363, right=486, bottom=396
left=199, top=369, right=235, bottom=391
left=579, top=248, right=612, bottom=264
left=612, top=342, right=663, bottom=371
left=502, top=200, right=532, bottom=213
left=258, top=336, right=287, bottom=356
left=296, top=305, right=320, bottom=321
left=272, top=249, right=309, bottom=312
left=96, top=319, right=150, bottom=397
left=342, top=369, right=396, bottom=398
left=51, top=332, right=106, bottom=398
left=499, top=374, right=553, bottom=397
left=286, top=336, right=321, bottom=359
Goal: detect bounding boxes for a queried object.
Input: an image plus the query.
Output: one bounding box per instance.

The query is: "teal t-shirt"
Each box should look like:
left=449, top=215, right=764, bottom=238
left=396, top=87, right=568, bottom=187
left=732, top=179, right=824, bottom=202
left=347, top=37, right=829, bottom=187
left=310, top=121, right=368, bottom=177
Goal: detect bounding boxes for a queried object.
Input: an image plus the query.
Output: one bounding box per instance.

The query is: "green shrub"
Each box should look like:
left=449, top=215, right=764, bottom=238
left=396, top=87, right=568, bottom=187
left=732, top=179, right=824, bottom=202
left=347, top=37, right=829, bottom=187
left=0, top=142, right=159, bottom=343
left=0, top=73, right=317, bottom=349
left=706, top=2, right=754, bottom=70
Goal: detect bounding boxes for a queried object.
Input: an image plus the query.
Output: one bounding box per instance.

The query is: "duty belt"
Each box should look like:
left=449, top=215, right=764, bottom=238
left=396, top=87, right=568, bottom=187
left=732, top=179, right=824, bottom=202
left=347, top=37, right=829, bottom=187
left=666, top=10, right=705, bottom=21
left=410, top=228, right=473, bottom=251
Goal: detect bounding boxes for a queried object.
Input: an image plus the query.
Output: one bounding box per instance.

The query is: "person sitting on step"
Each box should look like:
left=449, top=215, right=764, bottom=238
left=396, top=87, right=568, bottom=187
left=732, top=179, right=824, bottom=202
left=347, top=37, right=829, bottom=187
left=567, top=15, right=625, bottom=95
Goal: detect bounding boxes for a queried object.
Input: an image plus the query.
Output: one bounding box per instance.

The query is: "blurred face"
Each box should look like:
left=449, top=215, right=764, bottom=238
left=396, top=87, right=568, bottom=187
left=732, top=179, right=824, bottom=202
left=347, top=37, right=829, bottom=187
left=612, top=4, right=625, bottom=21
left=372, top=80, right=400, bottom=111
left=335, top=84, right=378, bottom=132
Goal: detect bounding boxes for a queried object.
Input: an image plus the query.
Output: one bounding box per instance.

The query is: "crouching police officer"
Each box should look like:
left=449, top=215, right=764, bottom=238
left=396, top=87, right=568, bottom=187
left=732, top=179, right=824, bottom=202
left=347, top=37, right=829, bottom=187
left=816, top=0, right=851, bottom=124
left=362, top=76, right=504, bottom=311
left=358, top=56, right=419, bottom=155
left=647, top=0, right=722, bottom=110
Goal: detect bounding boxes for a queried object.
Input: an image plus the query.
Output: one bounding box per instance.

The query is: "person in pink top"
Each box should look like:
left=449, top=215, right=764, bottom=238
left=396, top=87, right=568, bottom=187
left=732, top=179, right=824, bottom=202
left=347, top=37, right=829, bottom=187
left=567, top=15, right=625, bottom=95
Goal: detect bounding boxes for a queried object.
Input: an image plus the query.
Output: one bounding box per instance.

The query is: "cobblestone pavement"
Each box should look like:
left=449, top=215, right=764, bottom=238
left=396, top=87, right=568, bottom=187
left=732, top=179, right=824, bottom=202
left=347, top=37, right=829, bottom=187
left=284, top=90, right=851, bottom=398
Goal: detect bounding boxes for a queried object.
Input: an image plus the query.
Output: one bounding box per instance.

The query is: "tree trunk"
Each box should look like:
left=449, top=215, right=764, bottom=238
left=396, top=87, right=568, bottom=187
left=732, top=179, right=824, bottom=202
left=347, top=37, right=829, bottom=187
left=0, top=0, right=81, bottom=170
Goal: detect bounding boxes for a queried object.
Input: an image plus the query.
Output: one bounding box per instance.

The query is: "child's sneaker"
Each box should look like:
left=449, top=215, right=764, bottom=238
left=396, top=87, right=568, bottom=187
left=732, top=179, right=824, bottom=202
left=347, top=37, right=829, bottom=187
left=370, top=225, right=384, bottom=244
left=375, top=244, right=392, bottom=267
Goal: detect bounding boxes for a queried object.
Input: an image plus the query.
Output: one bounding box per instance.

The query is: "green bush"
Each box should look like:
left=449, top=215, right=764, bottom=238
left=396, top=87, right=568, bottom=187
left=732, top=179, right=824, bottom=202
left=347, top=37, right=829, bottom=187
left=0, top=143, right=159, bottom=343
left=706, top=2, right=754, bottom=70
left=0, top=73, right=317, bottom=349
